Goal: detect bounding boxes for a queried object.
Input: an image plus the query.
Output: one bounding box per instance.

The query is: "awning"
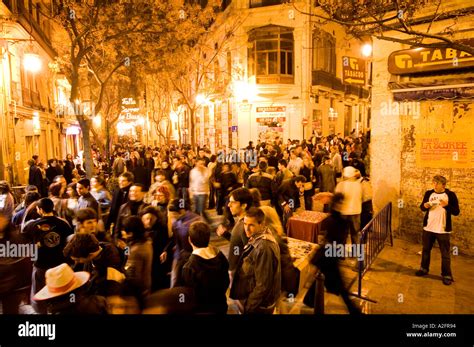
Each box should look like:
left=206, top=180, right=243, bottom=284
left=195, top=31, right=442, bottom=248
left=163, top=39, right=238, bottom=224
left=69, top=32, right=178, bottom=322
left=389, top=79, right=474, bottom=101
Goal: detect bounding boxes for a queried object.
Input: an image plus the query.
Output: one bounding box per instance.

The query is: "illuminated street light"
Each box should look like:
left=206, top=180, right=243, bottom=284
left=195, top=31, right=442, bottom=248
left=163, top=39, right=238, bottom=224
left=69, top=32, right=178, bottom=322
left=23, top=52, right=42, bottom=73
left=195, top=94, right=209, bottom=105
left=93, top=114, right=102, bottom=128
left=362, top=43, right=373, bottom=57
left=233, top=80, right=258, bottom=102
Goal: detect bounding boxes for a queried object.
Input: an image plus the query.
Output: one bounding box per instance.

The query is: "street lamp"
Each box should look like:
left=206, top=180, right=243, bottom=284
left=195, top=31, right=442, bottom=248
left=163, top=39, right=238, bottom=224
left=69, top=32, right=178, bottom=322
left=23, top=52, right=42, bottom=73
left=361, top=43, right=373, bottom=58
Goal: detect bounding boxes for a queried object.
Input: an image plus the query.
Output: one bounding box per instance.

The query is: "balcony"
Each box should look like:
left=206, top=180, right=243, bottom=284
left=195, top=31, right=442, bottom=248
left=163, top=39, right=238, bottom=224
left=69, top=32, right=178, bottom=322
left=250, top=0, right=285, bottom=8
left=312, top=70, right=344, bottom=92
left=21, top=88, right=44, bottom=110
left=344, top=84, right=370, bottom=99
left=5, top=0, right=56, bottom=57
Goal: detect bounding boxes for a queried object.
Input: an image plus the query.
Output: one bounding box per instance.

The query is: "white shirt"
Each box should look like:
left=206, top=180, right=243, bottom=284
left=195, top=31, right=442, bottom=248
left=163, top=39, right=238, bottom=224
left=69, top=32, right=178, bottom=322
left=288, top=157, right=303, bottom=176
left=189, top=167, right=210, bottom=195
left=335, top=179, right=362, bottom=215
left=424, top=192, right=449, bottom=233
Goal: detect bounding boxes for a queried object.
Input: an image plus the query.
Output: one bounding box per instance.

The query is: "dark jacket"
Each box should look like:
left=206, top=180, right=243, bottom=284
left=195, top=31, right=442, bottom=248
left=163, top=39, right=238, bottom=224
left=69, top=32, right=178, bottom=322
left=230, top=228, right=281, bottom=313
left=46, top=166, right=61, bottom=185
left=420, top=189, right=460, bottom=232
left=269, top=228, right=300, bottom=296
left=223, top=218, right=248, bottom=272
left=28, top=164, right=43, bottom=193
left=22, top=216, right=73, bottom=269
left=246, top=171, right=274, bottom=201
left=0, top=227, right=32, bottom=297
left=317, top=164, right=337, bottom=193
left=148, top=216, right=172, bottom=290
left=78, top=193, right=100, bottom=216
left=172, top=165, right=191, bottom=189
left=125, top=239, right=153, bottom=298
left=115, top=200, right=149, bottom=235
left=181, top=246, right=229, bottom=314
left=219, top=171, right=239, bottom=195
left=46, top=286, right=108, bottom=314
left=277, top=178, right=301, bottom=211
left=63, top=160, right=75, bottom=183
left=106, top=185, right=131, bottom=230
left=172, top=211, right=203, bottom=260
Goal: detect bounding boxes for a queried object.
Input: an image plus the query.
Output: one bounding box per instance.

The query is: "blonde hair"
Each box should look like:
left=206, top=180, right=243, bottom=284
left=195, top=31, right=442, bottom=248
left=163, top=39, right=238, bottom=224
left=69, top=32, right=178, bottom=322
left=260, top=205, right=284, bottom=236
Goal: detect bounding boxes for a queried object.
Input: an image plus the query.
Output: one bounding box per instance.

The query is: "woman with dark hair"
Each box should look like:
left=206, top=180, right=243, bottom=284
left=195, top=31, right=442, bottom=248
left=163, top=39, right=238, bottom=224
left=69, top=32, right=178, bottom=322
left=90, top=176, right=112, bottom=218
left=121, top=216, right=153, bottom=304
left=63, top=154, right=75, bottom=183
left=48, top=182, right=68, bottom=220
left=140, top=206, right=172, bottom=291
left=12, top=191, right=41, bottom=227
left=0, top=180, right=15, bottom=221
left=65, top=183, right=79, bottom=226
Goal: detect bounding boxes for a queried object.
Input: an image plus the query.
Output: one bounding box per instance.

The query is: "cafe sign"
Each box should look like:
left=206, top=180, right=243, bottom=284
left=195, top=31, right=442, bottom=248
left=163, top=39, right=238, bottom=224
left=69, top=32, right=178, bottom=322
left=388, top=41, right=474, bottom=74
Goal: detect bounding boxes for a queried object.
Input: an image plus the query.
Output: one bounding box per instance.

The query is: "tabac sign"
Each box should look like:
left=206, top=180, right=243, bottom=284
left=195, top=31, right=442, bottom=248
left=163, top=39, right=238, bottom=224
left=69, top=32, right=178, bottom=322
left=388, top=41, right=474, bottom=74
left=342, top=56, right=366, bottom=85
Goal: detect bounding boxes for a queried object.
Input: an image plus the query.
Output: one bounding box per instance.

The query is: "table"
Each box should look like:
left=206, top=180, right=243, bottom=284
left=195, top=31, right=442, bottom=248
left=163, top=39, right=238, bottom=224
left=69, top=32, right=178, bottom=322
left=286, top=210, right=329, bottom=243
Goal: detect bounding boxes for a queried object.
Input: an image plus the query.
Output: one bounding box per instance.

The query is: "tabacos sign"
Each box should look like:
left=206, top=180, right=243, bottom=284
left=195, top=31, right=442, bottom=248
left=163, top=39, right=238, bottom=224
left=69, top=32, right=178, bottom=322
left=388, top=40, right=474, bottom=74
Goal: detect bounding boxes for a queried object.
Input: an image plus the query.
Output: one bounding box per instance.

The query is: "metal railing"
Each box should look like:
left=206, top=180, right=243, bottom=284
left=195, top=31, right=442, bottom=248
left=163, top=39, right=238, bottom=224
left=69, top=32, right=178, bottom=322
left=356, top=202, right=393, bottom=299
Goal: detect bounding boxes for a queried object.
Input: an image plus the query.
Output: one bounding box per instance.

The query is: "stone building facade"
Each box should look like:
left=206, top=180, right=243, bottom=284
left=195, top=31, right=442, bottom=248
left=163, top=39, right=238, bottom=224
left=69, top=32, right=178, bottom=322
left=0, top=0, right=80, bottom=185
left=370, top=0, right=474, bottom=255
left=165, top=0, right=371, bottom=151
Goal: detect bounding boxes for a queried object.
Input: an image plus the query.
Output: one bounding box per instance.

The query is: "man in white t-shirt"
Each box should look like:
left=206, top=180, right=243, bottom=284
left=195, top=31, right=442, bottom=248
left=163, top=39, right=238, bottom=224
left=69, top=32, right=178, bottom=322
left=416, top=175, right=460, bottom=285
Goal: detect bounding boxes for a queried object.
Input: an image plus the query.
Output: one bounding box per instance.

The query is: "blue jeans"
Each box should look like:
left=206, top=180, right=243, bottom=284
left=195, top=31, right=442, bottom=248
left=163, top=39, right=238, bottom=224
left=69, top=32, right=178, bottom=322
left=193, top=194, right=210, bottom=222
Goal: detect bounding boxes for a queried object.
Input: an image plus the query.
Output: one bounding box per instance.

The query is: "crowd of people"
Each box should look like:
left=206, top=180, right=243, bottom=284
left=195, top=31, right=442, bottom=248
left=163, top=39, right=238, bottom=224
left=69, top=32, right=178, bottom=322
left=0, top=132, right=374, bottom=314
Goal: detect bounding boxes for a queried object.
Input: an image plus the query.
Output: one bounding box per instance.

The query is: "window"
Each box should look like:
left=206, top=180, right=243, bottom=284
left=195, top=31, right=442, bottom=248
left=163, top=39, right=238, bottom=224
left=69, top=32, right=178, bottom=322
left=248, top=25, right=294, bottom=84
left=313, top=29, right=336, bottom=75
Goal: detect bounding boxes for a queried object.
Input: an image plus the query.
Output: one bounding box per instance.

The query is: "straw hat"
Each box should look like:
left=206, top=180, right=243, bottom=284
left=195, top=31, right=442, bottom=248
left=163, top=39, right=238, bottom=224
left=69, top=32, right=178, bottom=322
left=33, top=263, right=90, bottom=301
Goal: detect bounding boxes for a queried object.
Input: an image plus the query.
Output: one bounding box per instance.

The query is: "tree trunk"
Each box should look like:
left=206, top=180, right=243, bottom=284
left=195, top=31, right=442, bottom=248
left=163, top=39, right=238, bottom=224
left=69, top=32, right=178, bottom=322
left=105, top=117, right=111, bottom=169
left=78, top=118, right=94, bottom=178
left=190, top=108, right=196, bottom=150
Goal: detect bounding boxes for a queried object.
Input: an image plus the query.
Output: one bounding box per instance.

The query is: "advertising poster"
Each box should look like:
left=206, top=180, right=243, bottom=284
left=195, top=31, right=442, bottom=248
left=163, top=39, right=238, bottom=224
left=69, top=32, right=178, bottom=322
left=416, top=135, right=473, bottom=168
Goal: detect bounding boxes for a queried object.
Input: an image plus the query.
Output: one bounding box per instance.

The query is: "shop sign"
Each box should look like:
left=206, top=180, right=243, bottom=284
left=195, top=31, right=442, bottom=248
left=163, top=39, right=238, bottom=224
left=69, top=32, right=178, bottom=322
left=342, top=56, right=366, bottom=85
left=388, top=40, right=474, bottom=74
left=256, top=106, right=286, bottom=118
